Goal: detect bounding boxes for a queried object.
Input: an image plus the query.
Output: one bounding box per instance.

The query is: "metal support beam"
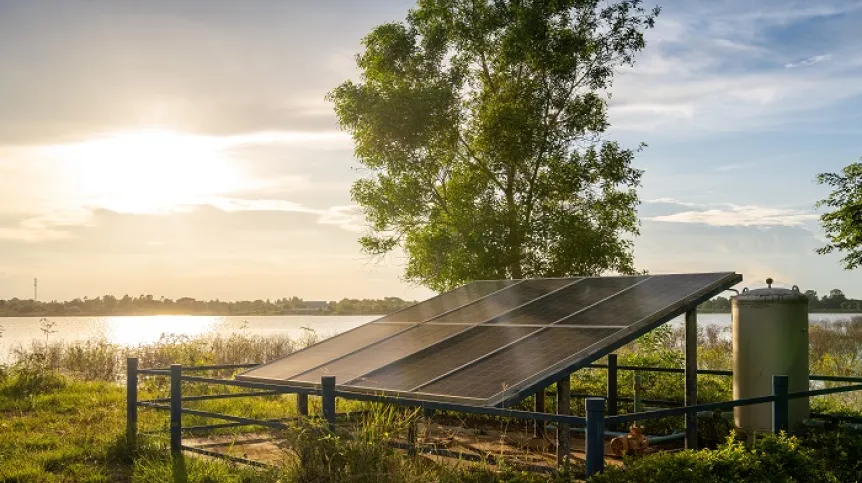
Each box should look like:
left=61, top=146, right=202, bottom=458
left=407, top=417, right=417, bottom=456
left=126, top=357, right=138, bottom=451
left=170, top=364, right=182, bottom=455
left=534, top=390, right=546, bottom=439
left=585, top=397, right=606, bottom=477
left=322, top=376, right=336, bottom=432
left=607, top=354, right=618, bottom=428
left=297, top=393, right=309, bottom=417
left=772, top=375, right=789, bottom=434
left=556, top=378, right=571, bottom=466
left=685, top=309, right=698, bottom=450
left=633, top=373, right=644, bottom=413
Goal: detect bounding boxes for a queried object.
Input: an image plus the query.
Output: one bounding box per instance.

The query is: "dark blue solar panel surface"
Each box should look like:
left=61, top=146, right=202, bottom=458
left=237, top=272, right=742, bottom=405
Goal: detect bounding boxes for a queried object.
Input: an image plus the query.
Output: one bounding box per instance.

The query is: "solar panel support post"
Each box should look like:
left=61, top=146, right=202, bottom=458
left=633, top=373, right=643, bottom=413
left=685, top=309, right=698, bottom=450
left=170, top=364, right=182, bottom=455
left=126, top=357, right=138, bottom=452
left=534, top=389, right=546, bottom=439
left=772, top=375, right=789, bottom=434
left=607, top=354, right=618, bottom=430
left=297, top=393, right=309, bottom=417
left=407, top=416, right=417, bottom=456
left=556, top=377, right=571, bottom=467
left=321, top=376, right=336, bottom=432
left=585, top=397, right=605, bottom=477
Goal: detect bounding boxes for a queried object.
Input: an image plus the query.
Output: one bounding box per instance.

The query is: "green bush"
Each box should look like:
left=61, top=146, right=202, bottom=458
left=800, top=428, right=862, bottom=483
left=588, top=433, right=838, bottom=483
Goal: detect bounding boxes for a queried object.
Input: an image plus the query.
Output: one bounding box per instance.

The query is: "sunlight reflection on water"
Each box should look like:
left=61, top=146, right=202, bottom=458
left=0, top=315, right=376, bottom=361
left=103, top=315, right=218, bottom=346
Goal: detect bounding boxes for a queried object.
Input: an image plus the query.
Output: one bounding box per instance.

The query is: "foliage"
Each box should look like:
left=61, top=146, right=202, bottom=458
left=816, top=159, right=862, bottom=270
left=281, top=404, right=574, bottom=483
left=588, top=433, right=839, bottom=483
left=0, top=374, right=572, bottom=483
left=799, top=427, right=862, bottom=483
left=0, top=295, right=418, bottom=317
left=329, top=0, right=659, bottom=291
left=5, top=332, right=314, bottom=383
left=0, top=375, right=279, bottom=483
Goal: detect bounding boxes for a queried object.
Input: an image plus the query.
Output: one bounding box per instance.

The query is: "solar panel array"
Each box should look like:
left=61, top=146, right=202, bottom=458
left=238, top=272, right=741, bottom=406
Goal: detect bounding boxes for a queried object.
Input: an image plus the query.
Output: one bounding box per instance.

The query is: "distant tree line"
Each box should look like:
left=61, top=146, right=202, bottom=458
left=699, top=289, right=862, bottom=313
left=0, top=295, right=418, bottom=317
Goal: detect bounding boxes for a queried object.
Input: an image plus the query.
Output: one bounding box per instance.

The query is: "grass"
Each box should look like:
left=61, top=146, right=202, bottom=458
left=0, top=373, right=565, bottom=483
left=2, top=318, right=861, bottom=482
left=0, top=374, right=136, bottom=482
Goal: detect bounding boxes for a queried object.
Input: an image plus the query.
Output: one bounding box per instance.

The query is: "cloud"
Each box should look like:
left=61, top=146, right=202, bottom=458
left=634, top=218, right=861, bottom=296
left=647, top=203, right=819, bottom=227
left=204, top=197, right=364, bottom=232
left=607, top=1, right=862, bottom=135
left=785, top=54, right=833, bottom=68
left=712, top=164, right=745, bottom=172
left=644, top=198, right=701, bottom=207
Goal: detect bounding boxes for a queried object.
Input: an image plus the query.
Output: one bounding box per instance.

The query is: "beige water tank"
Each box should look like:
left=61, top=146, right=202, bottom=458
left=732, top=280, right=809, bottom=433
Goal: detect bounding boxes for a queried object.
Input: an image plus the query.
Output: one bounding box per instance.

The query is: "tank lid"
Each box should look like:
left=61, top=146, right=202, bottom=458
left=734, top=278, right=808, bottom=302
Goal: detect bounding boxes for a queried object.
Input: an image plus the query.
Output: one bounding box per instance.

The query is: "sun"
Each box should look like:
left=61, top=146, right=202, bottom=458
left=49, top=128, right=244, bottom=213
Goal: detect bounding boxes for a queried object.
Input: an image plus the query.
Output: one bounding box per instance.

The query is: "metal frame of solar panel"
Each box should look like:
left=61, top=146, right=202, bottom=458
left=237, top=272, right=742, bottom=407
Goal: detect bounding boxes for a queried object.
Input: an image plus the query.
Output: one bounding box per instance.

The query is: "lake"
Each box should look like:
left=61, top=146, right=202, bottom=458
left=0, top=313, right=858, bottom=362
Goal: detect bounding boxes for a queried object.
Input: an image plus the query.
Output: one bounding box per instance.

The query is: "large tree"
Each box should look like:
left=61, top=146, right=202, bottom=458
left=329, top=0, right=659, bottom=291
left=816, top=159, right=862, bottom=270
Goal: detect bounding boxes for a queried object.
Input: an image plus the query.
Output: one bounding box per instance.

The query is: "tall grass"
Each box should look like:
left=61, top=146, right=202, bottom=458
left=2, top=330, right=320, bottom=383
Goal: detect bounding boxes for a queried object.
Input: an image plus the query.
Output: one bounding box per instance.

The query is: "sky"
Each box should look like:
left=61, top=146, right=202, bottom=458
left=0, top=0, right=860, bottom=302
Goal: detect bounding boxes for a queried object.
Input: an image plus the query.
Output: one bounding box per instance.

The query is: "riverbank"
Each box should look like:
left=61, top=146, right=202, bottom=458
left=0, top=310, right=393, bottom=317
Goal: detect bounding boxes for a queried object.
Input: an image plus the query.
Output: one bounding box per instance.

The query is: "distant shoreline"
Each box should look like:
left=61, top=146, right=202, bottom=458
left=0, top=311, right=391, bottom=318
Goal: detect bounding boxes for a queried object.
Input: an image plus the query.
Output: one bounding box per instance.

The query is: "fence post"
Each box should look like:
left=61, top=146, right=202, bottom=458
left=534, top=389, right=546, bottom=439
left=407, top=415, right=417, bottom=456
left=585, top=397, right=606, bottom=477
left=634, top=373, right=643, bottom=413
left=684, top=309, right=698, bottom=450
left=322, top=376, right=336, bottom=432
left=126, top=357, right=138, bottom=451
left=556, top=377, right=571, bottom=466
left=297, top=393, right=309, bottom=417
left=607, top=354, right=618, bottom=429
left=772, top=375, right=789, bottom=434
left=170, top=364, right=182, bottom=455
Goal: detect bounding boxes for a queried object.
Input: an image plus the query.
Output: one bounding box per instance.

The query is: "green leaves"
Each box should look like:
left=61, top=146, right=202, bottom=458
left=815, top=159, right=862, bottom=270
left=329, top=0, right=658, bottom=291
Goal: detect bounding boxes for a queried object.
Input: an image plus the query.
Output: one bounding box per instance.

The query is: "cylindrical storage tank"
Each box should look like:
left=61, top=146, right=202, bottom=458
left=732, top=281, right=809, bottom=433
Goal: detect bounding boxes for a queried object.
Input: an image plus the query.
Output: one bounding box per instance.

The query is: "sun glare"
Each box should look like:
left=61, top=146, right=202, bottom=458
left=50, top=129, right=244, bottom=213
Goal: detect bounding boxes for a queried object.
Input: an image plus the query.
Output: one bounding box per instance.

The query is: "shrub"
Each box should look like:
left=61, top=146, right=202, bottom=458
left=588, top=433, right=838, bottom=483
left=800, top=428, right=862, bottom=483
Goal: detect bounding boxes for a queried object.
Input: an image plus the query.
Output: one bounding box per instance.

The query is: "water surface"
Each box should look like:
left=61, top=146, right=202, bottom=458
left=0, top=312, right=857, bottom=362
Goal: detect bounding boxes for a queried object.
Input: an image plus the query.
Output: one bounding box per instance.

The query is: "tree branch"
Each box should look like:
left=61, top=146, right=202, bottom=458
left=458, top=133, right=505, bottom=191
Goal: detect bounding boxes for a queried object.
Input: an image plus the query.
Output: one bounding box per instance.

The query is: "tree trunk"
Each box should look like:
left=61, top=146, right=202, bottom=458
left=505, top=168, right=523, bottom=279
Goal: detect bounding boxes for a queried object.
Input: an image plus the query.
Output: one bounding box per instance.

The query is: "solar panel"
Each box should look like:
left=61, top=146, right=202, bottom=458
left=418, top=327, right=619, bottom=401
left=351, top=326, right=540, bottom=391
left=237, top=272, right=742, bottom=406
left=291, top=324, right=467, bottom=383
left=429, top=278, right=575, bottom=324
left=487, top=276, right=647, bottom=325
left=373, top=280, right=517, bottom=324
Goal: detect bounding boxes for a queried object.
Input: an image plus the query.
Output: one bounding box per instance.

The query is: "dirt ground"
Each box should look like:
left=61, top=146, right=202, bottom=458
left=183, top=417, right=681, bottom=472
